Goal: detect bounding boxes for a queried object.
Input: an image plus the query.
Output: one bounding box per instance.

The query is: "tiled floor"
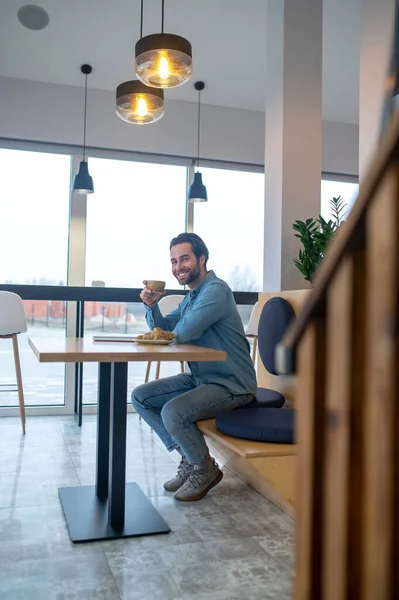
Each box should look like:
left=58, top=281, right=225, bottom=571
left=0, top=414, right=294, bottom=600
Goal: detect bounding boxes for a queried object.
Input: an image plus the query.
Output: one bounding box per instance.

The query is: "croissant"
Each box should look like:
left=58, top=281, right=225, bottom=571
left=136, top=327, right=176, bottom=341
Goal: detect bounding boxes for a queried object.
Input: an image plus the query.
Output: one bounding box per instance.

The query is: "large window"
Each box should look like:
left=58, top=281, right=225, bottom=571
left=0, top=147, right=264, bottom=414
left=193, top=168, right=264, bottom=291
left=85, top=158, right=187, bottom=288
left=0, top=149, right=70, bottom=285
left=321, top=178, right=359, bottom=222
left=0, top=149, right=70, bottom=409
left=83, top=158, right=187, bottom=406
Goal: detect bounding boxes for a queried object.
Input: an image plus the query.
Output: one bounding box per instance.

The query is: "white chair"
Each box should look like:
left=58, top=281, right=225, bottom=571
left=144, top=294, right=185, bottom=383
left=0, top=292, right=27, bottom=433
left=246, top=302, right=259, bottom=364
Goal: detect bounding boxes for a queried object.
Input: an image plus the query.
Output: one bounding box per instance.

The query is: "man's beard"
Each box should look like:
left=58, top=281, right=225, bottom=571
left=176, top=263, right=201, bottom=285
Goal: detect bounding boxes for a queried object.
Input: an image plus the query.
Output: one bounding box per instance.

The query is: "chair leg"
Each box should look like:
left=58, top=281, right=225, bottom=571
left=155, top=361, right=161, bottom=380
left=180, top=361, right=184, bottom=373
left=144, top=361, right=151, bottom=383
left=12, top=334, right=26, bottom=434
left=252, top=336, right=258, bottom=365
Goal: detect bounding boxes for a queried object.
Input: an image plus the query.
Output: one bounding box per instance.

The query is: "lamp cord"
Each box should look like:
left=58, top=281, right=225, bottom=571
left=140, top=0, right=143, bottom=38
left=197, top=89, right=201, bottom=169
left=161, top=0, right=165, bottom=33
left=83, top=73, right=88, bottom=161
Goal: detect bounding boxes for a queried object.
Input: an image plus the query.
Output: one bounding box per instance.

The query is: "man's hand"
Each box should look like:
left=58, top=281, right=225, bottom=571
left=140, top=281, right=167, bottom=306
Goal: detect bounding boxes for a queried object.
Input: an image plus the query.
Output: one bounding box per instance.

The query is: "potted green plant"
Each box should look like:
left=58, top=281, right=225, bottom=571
left=293, top=196, right=347, bottom=282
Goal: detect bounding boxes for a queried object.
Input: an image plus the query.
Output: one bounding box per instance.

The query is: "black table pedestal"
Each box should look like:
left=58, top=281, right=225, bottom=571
left=60, top=362, right=170, bottom=542
left=59, top=483, right=170, bottom=543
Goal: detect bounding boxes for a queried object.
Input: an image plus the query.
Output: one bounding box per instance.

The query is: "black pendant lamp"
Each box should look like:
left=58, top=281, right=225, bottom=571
left=188, top=81, right=207, bottom=203
left=72, top=64, right=94, bottom=194
left=116, top=80, right=164, bottom=124
left=135, top=0, right=192, bottom=89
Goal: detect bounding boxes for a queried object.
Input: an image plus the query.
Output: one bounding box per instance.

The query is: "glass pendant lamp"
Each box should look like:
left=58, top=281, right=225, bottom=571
left=135, top=0, right=192, bottom=89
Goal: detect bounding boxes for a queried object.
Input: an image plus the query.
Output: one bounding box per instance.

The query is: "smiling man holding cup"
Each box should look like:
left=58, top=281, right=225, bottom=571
left=131, top=233, right=256, bottom=502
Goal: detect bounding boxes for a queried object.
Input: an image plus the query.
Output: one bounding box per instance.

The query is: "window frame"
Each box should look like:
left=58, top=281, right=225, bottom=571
left=0, top=137, right=358, bottom=417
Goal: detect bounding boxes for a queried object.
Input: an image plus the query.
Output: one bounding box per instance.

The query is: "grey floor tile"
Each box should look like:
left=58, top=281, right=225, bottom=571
left=0, top=414, right=296, bottom=600
left=228, top=504, right=292, bottom=537
left=175, top=507, right=252, bottom=542
left=75, top=467, right=96, bottom=486
left=260, top=577, right=294, bottom=600
left=102, top=512, right=201, bottom=550
left=172, top=555, right=285, bottom=596
left=1, top=554, right=121, bottom=600
left=254, top=531, right=295, bottom=570
left=0, top=429, right=67, bottom=450
left=0, top=468, right=80, bottom=509
left=158, top=537, right=268, bottom=569
left=150, top=495, right=251, bottom=542
left=105, top=545, right=167, bottom=571
left=0, top=504, right=102, bottom=561
left=132, top=475, right=177, bottom=497
left=0, top=444, right=75, bottom=475
left=111, top=568, right=181, bottom=600
left=183, top=585, right=286, bottom=600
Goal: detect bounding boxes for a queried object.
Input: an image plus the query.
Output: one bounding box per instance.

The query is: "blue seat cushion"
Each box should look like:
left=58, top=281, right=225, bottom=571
left=216, top=407, right=295, bottom=444
left=256, top=387, right=285, bottom=408
left=237, top=388, right=285, bottom=409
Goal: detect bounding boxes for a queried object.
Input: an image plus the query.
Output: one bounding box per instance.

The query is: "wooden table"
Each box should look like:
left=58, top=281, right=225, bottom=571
left=28, top=337, right=226, bottom=543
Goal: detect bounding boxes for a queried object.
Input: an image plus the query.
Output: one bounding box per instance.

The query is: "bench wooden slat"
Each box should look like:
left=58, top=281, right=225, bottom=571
left=197, top=418, right=297, bottom=458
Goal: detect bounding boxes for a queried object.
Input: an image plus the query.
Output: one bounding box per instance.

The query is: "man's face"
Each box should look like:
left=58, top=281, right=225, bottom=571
left=170, top=243, right=203, bottom=286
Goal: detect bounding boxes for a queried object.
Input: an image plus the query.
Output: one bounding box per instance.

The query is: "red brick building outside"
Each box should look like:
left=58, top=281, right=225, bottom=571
left=23, top=300, right=127, bottom=320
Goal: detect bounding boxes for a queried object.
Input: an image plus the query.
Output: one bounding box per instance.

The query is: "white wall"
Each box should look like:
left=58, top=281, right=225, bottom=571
left=359, top=0, right=395, bottom=178
left=0, top=76, right=358, bottom=175
left=0, top=76, right=263, bottom=166
left=322, top=120, right=359, bottom=176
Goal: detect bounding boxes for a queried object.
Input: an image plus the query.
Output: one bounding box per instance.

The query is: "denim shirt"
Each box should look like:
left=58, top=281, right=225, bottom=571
left=145, top=271, right=257, bottom=396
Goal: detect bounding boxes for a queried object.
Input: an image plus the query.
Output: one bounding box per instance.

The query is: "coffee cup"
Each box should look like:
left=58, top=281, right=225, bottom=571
left=146, top=280, right=166, bottom=292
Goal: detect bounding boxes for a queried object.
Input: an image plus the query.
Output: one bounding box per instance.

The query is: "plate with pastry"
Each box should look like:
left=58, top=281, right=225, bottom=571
left=135, top=327, right=176, bottom=345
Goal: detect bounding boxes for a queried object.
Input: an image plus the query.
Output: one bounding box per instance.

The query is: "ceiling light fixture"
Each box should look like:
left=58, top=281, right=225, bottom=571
left=188, top=81, right=207, bottom=203
left=135, top=0, right=192, bottom=89
left=72, top=64, right=94, bottom=194
left=116, top=80, right=164, bottom=124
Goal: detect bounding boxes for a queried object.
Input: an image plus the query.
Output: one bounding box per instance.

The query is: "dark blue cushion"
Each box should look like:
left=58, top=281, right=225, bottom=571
left=258, top=298, right=295, bottom=375
left=216, top=407, right=295, bottom=444
left=237, top=388, right=285, bottom=409
left=256, top=387, right=285, bottom=407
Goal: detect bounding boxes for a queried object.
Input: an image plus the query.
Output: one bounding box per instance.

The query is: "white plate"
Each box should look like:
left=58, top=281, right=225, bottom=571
left=134, top=339, right=174, bottom=345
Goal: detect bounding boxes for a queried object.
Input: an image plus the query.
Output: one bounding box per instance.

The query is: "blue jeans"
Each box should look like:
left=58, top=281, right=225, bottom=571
left=131, top=374, right=254, bottom=464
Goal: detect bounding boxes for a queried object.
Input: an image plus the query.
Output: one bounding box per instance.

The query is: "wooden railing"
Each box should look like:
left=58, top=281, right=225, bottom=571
left=277, top=111, right=399, bottom=599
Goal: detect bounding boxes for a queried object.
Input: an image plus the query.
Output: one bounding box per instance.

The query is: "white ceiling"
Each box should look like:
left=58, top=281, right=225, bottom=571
left=0, top=0, right=360, bottom=124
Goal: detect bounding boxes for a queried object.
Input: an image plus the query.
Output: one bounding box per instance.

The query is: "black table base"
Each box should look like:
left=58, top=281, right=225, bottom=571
left=61, top=361, right=170, bottom=543
left=59, top=483, right=170, bottom=543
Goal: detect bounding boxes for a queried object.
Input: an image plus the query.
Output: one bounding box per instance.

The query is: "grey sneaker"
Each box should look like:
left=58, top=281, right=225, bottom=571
left=164, top=456, right=194, bottom=492
left=174, top=459, right=223, bottom=502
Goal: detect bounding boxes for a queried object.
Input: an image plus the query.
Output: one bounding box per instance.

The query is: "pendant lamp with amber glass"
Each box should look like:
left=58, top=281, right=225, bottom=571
left=135, top=0, right=192, bottom=89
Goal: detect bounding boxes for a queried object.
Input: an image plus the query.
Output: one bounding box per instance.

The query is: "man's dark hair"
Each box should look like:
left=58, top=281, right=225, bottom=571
left=170, top=233, right=209, bottom=268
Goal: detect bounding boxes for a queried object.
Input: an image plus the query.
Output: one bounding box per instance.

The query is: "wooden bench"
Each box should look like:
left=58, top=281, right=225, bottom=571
left=197, top=417, right=297, bottom=517
left=197, top=290, right=310, bottom=516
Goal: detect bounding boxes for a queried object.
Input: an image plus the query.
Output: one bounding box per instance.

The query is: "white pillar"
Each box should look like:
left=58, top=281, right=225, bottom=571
left=359, top=0, right=396, bottom=179
left=263, top=0, right=323, bottom=291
